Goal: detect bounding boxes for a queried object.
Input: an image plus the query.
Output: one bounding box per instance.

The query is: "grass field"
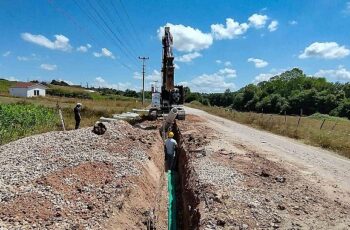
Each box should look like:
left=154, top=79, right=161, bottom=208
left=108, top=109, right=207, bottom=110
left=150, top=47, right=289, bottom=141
left=0, top=95, right=145, bottom=144
left=188, top=102, right=350, bottom=159
left=0, top=103, right=59, bottom=144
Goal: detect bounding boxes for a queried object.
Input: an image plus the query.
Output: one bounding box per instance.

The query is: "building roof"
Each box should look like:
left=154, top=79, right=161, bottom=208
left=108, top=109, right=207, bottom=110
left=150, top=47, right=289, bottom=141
left=10, top=82, right=47, bottom=89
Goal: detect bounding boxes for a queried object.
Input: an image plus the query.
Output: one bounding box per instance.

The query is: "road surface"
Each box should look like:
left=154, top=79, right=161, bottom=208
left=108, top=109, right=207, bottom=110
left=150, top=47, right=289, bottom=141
left=186, top=106, right=350, bottom=202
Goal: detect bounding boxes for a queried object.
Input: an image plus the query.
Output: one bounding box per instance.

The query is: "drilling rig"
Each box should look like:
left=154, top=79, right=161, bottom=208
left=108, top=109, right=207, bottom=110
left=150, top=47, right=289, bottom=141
left=148, top=27, right=186, bottom=120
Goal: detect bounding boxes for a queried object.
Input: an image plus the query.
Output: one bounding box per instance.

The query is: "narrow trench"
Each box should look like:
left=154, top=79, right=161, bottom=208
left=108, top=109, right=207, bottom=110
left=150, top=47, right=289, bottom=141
left=171, top=121, right=201, bottom=230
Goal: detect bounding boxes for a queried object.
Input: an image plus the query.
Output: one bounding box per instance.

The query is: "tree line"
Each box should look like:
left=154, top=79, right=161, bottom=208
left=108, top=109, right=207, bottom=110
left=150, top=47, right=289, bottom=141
left=185, top=68, right=350, bottom=119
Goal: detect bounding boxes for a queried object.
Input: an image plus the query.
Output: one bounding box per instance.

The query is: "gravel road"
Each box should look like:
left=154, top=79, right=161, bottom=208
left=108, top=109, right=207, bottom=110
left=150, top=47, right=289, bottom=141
left=185, top=107, right=350, bottom=202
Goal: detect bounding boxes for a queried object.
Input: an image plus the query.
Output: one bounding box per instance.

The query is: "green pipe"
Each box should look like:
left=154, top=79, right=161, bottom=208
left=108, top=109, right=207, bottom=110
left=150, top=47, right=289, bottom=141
left=167, top=170, right=177, bottom=230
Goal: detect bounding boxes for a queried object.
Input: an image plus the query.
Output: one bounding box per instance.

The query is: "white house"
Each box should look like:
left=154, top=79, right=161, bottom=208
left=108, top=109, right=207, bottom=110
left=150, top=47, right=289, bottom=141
left=9, top=82, right=48, bottom=97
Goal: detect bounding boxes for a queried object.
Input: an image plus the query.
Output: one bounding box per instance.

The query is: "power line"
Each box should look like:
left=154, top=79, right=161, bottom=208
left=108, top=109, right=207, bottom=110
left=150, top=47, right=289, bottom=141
left=94, top=0, right=139, bottom=58
left=49, top=0, right=134, bottom=71
left=119, top=0, right=144, bottom=50
left=85, top=0, right=139, bottom=66
left=109, top=0, right=143, bottom=51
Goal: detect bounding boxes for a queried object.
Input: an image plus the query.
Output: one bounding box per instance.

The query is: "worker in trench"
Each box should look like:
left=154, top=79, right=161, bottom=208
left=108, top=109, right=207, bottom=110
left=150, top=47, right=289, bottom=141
left=164, top=131, right=177, bottom=171
left=74, top=103, right=82, bottom=129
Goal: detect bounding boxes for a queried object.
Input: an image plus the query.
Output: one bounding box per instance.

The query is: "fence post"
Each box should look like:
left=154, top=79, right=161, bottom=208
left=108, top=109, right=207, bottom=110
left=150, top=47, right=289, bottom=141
left=284, top=110, right=287, bottom=124
left=320, top=119, right=326, bottom=130
left=297, top=108, right=303, bottom=129
left=56, top=102, right=65, bottom=131
left=331, top=121, right=338, bottom=131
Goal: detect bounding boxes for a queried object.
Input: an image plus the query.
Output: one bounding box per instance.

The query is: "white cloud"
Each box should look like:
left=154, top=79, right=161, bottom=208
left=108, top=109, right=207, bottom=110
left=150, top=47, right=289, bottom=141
left=253, top=73, right=274, bottom=84
left=176, top=52, right=202, bottom=62
left=17, top=56, right=29, bottom=61
left=289, top=20, right=298, bottom=25
left=216, top=60, right=232, bottom=66
left=190, top=73, right=235, bottom=93
left=224, top=61, right=232, bottom=66
left=2, top=51, right=11, bottom=57
left=211, top=18, right=249, bottom=40
left=299, top=42, right=350, bottom=59
left=77, top=43, right=92, bottom=52
left=315, top=66, right=350, bottom=80
left=0, top=76, right=18, bottom=81
left=343, top=2, right=350, bottom=14
left=40, top=63, right=57, bottom=71
left=247, top=58, right=268, bottom=68
left=253, top=68, right=286, bottom=84
left=17, top=53, right=40, bottom=61
left=93, top=76, right=134, bottom=91
left=268, top=20, right=278, bottom=32
left=146, top=70, right=161, bottom=81
left=77, top=46, right=88, bottom=52
left=57, top=78, right=75, bottom=85
left=158, top=23, right=213, bottom=52
left=248, top=14, right=268, bottom=28
left=174, top=63, right=180, bottom=69
left=185, top=68, right=237, bottom=92
left=93, top=48, right=115, bottom=59
left=133, top=69, right=161, bottom=82
left=21, top=33, right=72, bottom=52
left=218, top=68, right=237, bottom=78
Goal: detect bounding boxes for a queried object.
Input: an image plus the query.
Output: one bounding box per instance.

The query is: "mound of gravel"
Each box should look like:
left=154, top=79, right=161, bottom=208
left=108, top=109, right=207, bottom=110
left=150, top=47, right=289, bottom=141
left=0, top=120, right=158, bottom=229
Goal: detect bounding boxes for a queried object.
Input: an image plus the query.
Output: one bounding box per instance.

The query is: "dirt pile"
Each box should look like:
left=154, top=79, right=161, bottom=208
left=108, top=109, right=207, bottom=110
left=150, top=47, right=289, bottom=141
left=0, top=120, right=167, bottom=229
left=177, top=114, right=350, bottom=229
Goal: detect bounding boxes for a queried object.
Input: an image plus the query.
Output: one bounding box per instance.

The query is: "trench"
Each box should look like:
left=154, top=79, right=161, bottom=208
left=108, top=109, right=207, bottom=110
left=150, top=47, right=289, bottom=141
left=169, top=121, right=201, bottom=230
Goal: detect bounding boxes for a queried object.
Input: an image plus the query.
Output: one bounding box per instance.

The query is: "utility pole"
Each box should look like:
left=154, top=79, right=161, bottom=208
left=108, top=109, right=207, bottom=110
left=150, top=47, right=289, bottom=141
left=138, top=56, right=149, bottom=106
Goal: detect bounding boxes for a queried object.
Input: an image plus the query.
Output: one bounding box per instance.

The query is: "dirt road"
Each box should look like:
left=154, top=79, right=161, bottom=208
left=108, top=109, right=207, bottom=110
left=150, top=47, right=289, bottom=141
left=180, top=107, right=350, bottom=229
left=186, top=107, right=350, bottom=197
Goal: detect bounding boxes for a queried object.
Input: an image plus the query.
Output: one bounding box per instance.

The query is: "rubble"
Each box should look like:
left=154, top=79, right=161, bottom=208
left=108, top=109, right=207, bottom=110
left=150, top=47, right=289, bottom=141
left=0, top=120, right=167, bottom=229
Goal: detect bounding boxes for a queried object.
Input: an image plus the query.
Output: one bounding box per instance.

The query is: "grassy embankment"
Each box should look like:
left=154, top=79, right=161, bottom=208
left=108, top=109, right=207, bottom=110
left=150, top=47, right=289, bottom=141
left=188, top=101, right=350, bottom=158
left=0, top=81, right=145, bottom=144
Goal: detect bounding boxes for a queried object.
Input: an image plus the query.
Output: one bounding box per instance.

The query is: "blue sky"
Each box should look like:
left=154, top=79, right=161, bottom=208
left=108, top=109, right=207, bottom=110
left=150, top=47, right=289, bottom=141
left=1, top=0, right=350, bottom=92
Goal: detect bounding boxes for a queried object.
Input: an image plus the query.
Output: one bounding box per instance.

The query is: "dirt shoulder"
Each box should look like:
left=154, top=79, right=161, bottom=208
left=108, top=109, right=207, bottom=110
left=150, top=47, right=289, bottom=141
left=177, top=112, right=350, bottom=229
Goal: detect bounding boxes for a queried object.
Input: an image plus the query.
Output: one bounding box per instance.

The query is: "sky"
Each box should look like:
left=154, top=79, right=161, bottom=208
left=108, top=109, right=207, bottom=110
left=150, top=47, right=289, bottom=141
left=1, top=0, right=350, bottom=93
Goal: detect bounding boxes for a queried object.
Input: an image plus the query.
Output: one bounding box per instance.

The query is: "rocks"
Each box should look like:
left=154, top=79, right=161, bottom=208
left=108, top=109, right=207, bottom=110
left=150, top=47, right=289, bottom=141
left=259, top=170, right=270, bottom=177
left=275, top=176, right=286, bottom=183
left=92, top=122, right=107, bottom=135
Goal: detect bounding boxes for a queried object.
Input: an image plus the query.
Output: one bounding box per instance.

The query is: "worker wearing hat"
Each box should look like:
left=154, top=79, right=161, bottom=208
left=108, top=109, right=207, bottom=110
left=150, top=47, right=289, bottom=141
left=164, top=131, right=177, bottom=171
left=74, top=103, right=82, bottom=129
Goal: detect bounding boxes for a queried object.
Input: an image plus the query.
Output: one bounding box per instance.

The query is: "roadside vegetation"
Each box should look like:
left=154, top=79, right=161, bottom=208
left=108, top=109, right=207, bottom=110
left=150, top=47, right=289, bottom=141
left=0, top=102, right=58, bottom=144
left=0, top=95, right=143, bottom=136
left=0, top=78, right=146, bottom=144
left=185, top=68, right=350, bottom=119
left=189, top=101, right=350, bottom=159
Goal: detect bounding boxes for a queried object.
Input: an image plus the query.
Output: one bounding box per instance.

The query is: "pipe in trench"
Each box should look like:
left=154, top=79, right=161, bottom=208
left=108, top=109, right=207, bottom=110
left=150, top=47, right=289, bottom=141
left=166, top=121, right=200, bottom=230
left=167, top=170, right=177, bottom=230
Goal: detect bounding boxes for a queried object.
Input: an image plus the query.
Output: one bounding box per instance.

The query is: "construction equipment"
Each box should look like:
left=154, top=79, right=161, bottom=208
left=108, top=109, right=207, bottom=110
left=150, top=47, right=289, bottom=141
left=148, top=27, right=186, bottom=120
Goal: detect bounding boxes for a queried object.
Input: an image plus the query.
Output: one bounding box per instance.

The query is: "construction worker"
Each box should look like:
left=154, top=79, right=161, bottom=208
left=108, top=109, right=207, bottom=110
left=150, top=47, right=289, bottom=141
left=74, top=103, right=82, bottom=129
left=165, top=131, right=177, bottom=171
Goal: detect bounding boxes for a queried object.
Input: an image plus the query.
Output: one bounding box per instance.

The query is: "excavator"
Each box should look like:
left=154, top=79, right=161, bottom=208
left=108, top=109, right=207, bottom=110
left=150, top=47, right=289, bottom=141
left=148, top=27, right=186, bottom=120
